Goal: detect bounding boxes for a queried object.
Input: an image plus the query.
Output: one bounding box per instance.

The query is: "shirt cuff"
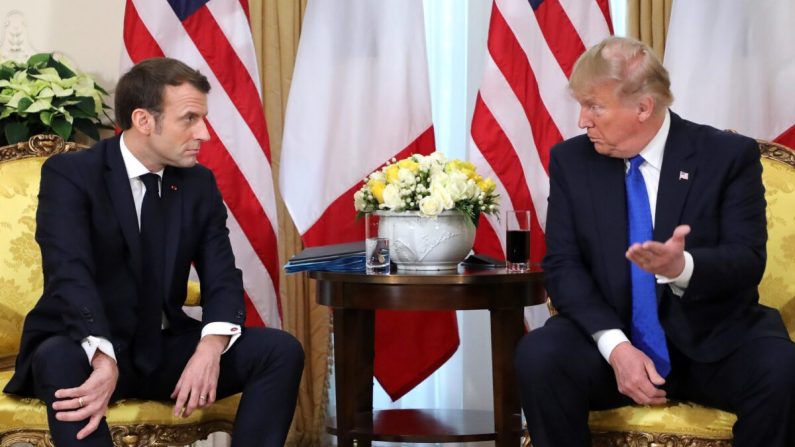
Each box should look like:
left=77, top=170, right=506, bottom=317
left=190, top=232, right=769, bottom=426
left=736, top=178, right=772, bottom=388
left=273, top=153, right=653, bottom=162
left=592, top=329, right=630, bottom=363
left=81, top=336, right=117, bottom=365
left=656, top=250, right=694, bottom=296
left=201, top=322, right=242, bottom=354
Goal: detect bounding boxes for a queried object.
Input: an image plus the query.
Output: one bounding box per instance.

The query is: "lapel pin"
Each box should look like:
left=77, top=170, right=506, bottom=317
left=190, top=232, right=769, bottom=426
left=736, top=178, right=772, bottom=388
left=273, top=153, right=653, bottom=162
left=170, top=184, right=178, bottom=191
left=678, top=171, right=689, bottom=181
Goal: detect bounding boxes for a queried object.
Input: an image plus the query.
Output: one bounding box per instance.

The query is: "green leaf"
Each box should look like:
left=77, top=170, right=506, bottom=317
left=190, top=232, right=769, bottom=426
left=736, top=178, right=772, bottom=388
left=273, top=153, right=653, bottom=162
left=73, top=117, right=100, bottom=141
left=26, top=53, right=51, bottom=67
left=51, top=116, right=73, bottom=141
left=74, top=96, right=95, bottom=114
left=4, top=121, right=29, bottom=144
left=40, top=110, right=53, bottom=126
left=50, top=57, right=77, bottom=79
left=30, top=68, right=62, bottom=85
left=16, top=96, right=33, bottom=112
left=37, top=87, right=55, bottom=99
left=8, top=91, right=27, bottom=108
left=25, top=98, right=52, bottom=113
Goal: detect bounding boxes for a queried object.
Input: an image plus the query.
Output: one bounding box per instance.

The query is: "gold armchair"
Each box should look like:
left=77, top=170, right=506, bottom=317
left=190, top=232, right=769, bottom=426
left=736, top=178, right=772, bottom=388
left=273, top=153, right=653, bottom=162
left=584, top=139, right=795, bottom=447
left=0, top=135, right=238, bottom=447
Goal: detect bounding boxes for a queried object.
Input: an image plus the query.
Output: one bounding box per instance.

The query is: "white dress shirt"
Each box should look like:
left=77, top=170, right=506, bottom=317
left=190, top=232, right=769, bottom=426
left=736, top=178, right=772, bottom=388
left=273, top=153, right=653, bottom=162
left=591, top=111, right=695, bottom=362
left=81, top=134, right=241, bottom=364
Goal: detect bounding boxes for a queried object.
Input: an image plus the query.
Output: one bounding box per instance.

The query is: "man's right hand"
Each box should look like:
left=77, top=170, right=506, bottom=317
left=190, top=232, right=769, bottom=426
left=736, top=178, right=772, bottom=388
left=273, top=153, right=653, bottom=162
left=51, top=350, right=119, bottom=440
left=608, top=341, right=667, bottom=405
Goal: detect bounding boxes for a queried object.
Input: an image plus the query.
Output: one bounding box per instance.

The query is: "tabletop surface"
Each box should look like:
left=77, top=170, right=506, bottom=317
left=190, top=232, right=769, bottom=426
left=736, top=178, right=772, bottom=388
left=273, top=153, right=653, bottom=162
left=308, top=265, right=543, bottom=286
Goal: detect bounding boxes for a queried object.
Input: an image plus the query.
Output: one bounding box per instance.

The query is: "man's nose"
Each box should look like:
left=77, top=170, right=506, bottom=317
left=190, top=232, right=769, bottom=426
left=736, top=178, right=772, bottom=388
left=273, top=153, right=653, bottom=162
left=578, top=108, right=592, bottom=129
left=196, top=118, right=211, bottom=141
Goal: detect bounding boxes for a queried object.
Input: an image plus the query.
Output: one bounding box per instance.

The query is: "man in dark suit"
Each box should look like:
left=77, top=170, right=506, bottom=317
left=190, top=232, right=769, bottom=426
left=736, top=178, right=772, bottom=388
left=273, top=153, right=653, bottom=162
left=515, top=37, right=795, bottom=446
left=3, top=58, right=304, bottom=446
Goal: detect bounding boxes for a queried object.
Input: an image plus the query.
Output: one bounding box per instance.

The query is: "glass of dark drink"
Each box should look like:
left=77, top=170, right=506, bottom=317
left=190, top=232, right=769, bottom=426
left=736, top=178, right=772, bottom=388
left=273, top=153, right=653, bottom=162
left=505, top=210, right=531, bottom=272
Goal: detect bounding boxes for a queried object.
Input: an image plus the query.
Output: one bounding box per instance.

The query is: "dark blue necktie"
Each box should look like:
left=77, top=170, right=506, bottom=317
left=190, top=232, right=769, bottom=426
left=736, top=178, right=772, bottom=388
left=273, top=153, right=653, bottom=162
left=626, top=156, right=671, bottom=377
left=135, top=173, right=164, bottom=374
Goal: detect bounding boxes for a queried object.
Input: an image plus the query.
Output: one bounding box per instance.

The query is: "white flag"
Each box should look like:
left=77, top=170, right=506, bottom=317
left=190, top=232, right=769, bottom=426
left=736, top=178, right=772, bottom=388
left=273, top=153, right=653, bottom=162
left=665, top=0, right=795, bottom=147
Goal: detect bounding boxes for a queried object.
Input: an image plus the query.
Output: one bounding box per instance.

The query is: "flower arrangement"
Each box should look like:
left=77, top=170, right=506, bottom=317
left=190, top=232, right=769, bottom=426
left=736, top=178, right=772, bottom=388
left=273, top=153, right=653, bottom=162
left=0, top=53, right=112, bottom=146
left=354, top=152, right=500, bottom=225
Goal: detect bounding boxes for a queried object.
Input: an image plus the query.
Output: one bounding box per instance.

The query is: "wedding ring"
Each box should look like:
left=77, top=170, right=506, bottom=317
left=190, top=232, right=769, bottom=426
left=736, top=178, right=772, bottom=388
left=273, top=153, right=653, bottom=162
left=78, top=397, right=85, bottom=408
left=199, top=395, right=207, bottom=402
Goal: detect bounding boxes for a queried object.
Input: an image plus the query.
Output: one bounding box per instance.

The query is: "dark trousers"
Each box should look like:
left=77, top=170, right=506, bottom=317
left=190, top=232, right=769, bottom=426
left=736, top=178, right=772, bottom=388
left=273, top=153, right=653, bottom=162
left=514, top=315, right=795, bottom=447
left=31, top=327, right=304, bottom=447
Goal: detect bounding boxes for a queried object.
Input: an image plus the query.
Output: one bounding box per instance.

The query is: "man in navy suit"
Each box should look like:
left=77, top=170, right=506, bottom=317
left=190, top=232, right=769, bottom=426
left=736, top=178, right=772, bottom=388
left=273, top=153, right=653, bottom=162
left=515, top=37, right=795, bottom=446
left=3, top=58, right=303, bottom=446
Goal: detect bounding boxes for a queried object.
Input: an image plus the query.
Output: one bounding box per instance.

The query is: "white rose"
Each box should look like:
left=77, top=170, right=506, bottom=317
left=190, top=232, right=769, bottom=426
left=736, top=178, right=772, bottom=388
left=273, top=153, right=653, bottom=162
left=464, top=178, right=480, bottom=200
left=419, top=194, right=444, bottom=217
left=445, top=172, right=469, bottom=201
left=398, top=167, right=416, bottom=185
left=416, top=154, right=432, bottom=171
left=353, top=189, right=368, bottom=211
left=429, top=181, right=454, bottom=209
left=382, top=184, right=404, bottom=210
left=429, top=151, right=447, bottom=165
left=369, top=170, right=386, bottom=183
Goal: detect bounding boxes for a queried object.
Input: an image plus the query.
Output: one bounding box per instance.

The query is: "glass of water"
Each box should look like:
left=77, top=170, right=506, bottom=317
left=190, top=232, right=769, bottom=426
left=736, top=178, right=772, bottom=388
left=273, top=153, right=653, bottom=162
left=365, top=213, right=390, bottom=274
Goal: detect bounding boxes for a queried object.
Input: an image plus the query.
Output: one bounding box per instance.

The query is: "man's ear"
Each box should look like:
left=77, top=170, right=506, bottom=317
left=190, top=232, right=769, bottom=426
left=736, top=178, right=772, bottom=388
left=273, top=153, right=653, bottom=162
left=130, top=109, right=153, bottom=135
left=637, top=95, right=655, bottom=122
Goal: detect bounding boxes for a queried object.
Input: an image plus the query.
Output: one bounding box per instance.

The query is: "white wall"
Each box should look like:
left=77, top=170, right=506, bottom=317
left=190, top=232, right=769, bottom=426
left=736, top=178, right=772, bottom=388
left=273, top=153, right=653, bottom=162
left=0, top=1, right=125, bottom=98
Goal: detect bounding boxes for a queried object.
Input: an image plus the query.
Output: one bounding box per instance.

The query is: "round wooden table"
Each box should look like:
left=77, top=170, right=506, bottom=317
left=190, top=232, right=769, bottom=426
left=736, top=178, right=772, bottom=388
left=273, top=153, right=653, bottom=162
left=310, top=266, right=545, bottom=446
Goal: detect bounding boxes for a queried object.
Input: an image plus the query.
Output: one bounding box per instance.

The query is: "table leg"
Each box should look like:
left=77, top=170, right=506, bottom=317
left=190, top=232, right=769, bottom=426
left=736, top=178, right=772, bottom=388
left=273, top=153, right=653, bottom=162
left=333, top=307, right=375, bottom=447
left=490, top=308, right=524, bottom=447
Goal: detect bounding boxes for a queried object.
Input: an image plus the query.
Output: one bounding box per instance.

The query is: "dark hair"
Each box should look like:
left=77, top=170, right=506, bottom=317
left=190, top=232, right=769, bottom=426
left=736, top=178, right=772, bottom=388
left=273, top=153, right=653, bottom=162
left=114, top=57, right=211, bottom=130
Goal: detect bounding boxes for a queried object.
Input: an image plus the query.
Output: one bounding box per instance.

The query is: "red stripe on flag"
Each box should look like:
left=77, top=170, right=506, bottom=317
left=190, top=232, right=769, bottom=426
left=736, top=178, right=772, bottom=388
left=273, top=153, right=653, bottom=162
left=181, top=7, right=272, bottom=161
left=471, top=95, right=546, bottom=263
left=242, top=290, right=265, bottom=327
left=489, top=6, right=559, bottom=172
left=239, top=0, right=251, bottom=25
left=596, top=0, right=614, bottom=34
left=123, top=0, right=165, bottom=60
left=532, top=0, right=587, bottom=78
left=473, top=213, right=504, bottom=260
left=774, top=124, right=795, bottom=150
left=198, top=123, right=282, bottom=319
left=302, top=127, right=436, bottom=247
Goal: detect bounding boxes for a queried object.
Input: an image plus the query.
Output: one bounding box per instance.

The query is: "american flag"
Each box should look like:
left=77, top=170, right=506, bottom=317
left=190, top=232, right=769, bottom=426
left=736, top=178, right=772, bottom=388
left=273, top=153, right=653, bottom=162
left=121, top=0, right=282, bottom=328
left=469, top=0, right=613, bottom=274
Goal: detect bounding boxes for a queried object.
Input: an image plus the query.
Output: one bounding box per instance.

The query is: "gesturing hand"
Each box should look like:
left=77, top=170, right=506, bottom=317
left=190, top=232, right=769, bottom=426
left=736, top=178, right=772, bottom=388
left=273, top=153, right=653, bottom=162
left=626, top=224, right=690, bottom=278
left=171, top=334, right=228, bottom=417
left=52, top=351, right=118, bottom=440
left=609, top=342, right=667, bottom=405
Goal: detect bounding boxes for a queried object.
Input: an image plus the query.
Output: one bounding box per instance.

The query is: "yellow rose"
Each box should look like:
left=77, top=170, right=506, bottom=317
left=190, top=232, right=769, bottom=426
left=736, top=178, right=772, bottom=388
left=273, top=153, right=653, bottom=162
left=385, top=165, right=400, bottom=184
left=446, top=160, right=476, bottom=179
left=397, top=159, right=420, bottom=173
left=478, top=178, right=496, bottom=194
left=368, top=179, right=386, bottom=203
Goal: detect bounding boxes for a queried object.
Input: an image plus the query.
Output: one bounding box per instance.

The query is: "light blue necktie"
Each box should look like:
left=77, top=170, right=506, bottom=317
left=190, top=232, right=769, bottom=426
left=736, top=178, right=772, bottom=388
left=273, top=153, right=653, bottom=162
left=626, top=155, right=671, bottom=377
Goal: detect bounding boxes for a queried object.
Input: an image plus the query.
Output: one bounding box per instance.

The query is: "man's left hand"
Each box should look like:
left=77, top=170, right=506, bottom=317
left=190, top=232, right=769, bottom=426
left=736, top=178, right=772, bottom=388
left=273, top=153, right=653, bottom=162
left=626, top=224, right=690, bottom=278
left=171, top=334, right=229, bottom=417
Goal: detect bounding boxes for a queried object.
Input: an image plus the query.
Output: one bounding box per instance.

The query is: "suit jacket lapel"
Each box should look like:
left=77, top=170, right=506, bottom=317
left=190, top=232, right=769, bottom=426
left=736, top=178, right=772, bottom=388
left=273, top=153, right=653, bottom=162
left=104, top=138, right=143, bottom=285
left=162, top=167, right=182, bottom=302
left=654, top=113, right=696, bottom=242
left=588, top=153, right=631, bottom=309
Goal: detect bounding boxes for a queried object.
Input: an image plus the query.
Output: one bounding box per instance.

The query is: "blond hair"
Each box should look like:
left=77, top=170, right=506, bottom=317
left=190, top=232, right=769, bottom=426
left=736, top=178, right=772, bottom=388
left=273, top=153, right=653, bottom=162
left=569, top=36, right=673, bottom=110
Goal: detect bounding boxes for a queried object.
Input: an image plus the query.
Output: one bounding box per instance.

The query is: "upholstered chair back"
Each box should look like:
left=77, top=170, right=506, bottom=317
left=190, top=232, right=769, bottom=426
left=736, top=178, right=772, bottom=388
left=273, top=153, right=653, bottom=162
left=0, top=136, right=84, bottom=369
left=757, top=141, right=795, bottom=338
left=0, top=135, right=236, bottom=447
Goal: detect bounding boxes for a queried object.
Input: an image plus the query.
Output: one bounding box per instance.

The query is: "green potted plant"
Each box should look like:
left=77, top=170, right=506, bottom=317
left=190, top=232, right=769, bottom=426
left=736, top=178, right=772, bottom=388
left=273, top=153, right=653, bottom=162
left=0, top=53, right=112, bottom=146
